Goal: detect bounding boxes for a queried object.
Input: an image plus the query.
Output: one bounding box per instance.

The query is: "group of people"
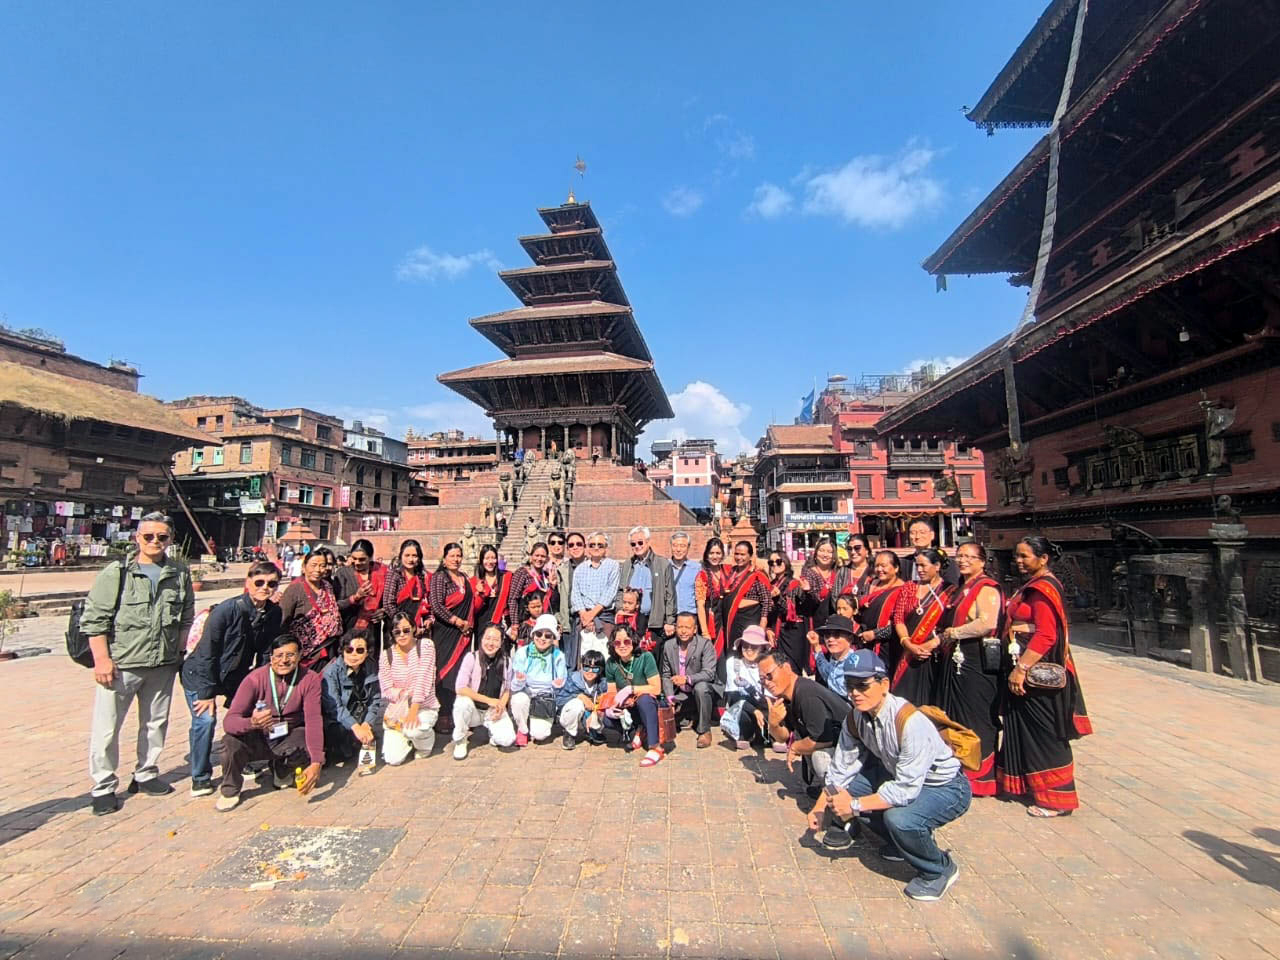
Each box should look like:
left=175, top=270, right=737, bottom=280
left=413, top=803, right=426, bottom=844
left=81, top=514, right=1090, bottom=902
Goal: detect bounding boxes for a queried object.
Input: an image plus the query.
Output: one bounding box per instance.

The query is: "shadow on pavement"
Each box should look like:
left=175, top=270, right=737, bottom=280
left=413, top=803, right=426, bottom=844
left=1183, top=828, right=1280, bottom=891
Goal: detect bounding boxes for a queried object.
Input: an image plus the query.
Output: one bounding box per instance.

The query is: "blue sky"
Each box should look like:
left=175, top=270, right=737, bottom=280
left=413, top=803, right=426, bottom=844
left=0, top=2, right=1043, bottom=456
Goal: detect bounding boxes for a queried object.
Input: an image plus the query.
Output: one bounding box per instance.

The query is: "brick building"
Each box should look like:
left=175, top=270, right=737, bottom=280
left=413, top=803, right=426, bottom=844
left=340, top=421, right=411, bottom=540
left=647, top=438, right=720, bottom=518
left=0, top=329, right=208, bottom=563
left=754, top=424, right=854, bottom=560
left=406, top=429, right=498, bottom=502
left=169, top=397, right=345, bottom=548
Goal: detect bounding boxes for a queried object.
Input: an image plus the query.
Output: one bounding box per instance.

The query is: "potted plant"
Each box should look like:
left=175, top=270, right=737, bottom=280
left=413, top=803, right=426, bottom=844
left=191, top=565, right=208, bottom=591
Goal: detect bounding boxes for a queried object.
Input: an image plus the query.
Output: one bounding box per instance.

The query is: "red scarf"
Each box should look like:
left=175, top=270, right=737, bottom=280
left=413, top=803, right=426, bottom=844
left=892, top=580, right=952, bottom=687
left=353, top=562, right=388, bottom=632
left=721, top=565, right=769, bottom=656
left=472, top=570, right=514, bottom=627
left=395, top=568, right=431, bottom=629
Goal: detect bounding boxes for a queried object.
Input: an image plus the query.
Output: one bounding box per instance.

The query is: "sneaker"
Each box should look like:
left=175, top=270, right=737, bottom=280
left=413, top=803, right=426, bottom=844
left=561, top=733, right=577, bottom=751
left=91, top=793, right=119, bottom=816
left=821, top=820, right=858, bottom=850
left=515, top=731, right=529, bottom=748
left=735, top=739, right=750, bottom=751
left=879, top=844, right=906, bottom=863
left=905, top=861, right=960, bottom=902
left=585, top=730, right=605, bottom=746
left=128, top=777, right=174, bottom=796
left=453, top=739, right=468, bottom=761
left=696, top=732, right=712, bottom=749
left=272, top=768, right=292, bottom=790
left=189, top=780, right=215, bottom=798
left=214, top=792, right=241, bottom=813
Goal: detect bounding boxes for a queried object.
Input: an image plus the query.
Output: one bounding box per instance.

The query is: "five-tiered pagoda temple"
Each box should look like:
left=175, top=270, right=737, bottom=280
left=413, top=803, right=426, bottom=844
left=439, top=199, right=673, bottom=464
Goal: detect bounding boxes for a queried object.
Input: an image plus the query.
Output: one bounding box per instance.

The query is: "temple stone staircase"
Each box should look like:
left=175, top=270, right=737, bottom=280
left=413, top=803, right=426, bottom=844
left=497, top=459, right=563, bottom=566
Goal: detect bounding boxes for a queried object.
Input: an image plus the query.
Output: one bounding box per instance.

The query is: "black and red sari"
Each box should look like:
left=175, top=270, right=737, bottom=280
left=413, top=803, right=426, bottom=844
left=429, top=571, right=474, bottom=725
left=471, top=570, right=513, bottom=632
left=695, top=564, right=730, bottom=648
left=720, top=565, right=772, bottom=652
left=767, top=573, right=809, bottom=676
left=799, top=565, right=853, bottom=633
left=937, top=575, right=1003, bottom=797
left=854, top=580, right=905, bottom=655
left=998, top=572, right=1092, bottom=812
left=506, top=564, right=557, bottom=627
left=386, top=567, right=432, bottom=634
left=888, top=580, right=952, bottom=706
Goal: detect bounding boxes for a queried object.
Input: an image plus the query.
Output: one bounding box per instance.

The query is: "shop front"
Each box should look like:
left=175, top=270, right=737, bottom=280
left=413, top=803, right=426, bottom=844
left=3, top=498, right=148, bottom=568
left=784, top=511, right=856, bottom=564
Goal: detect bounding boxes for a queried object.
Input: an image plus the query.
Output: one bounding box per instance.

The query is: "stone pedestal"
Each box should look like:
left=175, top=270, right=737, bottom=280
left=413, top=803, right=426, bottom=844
left=1209, top=522, right=1260, bottom=682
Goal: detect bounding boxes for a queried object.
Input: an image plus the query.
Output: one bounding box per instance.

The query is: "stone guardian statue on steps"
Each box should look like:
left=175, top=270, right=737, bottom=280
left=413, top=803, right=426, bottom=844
left=460, top=523, right=479, bottom=567
left=524, top=517, right=540, bottom=559
left=498, top=470, right=513, bottom=507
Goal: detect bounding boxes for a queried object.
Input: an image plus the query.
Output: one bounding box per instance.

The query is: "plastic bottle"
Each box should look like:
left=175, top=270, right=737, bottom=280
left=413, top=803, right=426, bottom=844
left=294, top=766, right=306, bottom=791
left=255, top=698, right=268, bottom=714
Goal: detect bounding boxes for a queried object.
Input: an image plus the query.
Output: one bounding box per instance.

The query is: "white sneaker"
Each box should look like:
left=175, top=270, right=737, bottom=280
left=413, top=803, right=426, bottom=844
left=453, top=739, right=468, bottom=760
left=215, top=792, right=241, bottom=812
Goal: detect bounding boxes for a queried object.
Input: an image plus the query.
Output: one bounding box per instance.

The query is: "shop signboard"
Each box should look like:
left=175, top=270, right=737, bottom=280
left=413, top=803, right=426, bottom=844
left=785, top=512, right=853, bottom=530
left=340, top=485, right=351, bottom=508
left=239, top=497, right=266, bottom=515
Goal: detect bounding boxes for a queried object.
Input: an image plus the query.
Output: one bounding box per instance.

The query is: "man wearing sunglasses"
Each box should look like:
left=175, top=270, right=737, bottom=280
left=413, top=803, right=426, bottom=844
left=180, top=561, right=284, bottom=797
left=615, top=525, right=676, bottom=648
left=808, top=650, right=970, bottom=902
left=83, top=513, right=195, bottom=816
left=551, top=532, right=586, bottom=668
left=759, top=650, right=850, bottom=794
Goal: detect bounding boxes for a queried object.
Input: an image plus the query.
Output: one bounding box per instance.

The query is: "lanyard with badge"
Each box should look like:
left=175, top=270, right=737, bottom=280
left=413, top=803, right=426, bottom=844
left=269, top=668, right=298, bottom=740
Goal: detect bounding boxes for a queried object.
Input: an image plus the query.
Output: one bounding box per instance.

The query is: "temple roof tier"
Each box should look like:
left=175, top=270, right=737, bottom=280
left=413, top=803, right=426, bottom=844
left=537, top=202, right=601, bottom=234
left=518, top=228, right=612, bottom=265
left=499, top=260, right=629, bottom=307
left=438, top=351, right=673, bottom=429
left=469, top=300, right=652, bottom=362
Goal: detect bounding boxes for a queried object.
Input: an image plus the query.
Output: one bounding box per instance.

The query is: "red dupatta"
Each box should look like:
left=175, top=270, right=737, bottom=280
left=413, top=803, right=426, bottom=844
left=696, top=564, right=730, bottom=640
left=892, top=580, right=951, bottom=687
left=722, top=565, right=769, bottom=655
left=353, top=561, right=388, bottom=632
left=944, top=575, right=1000, bottom=636
left=437, top=573, right=474, bottom=680
left=471, top=570, right=513, bottom=627
left=860, top=582, right=903, bottom=631
left=1009, top=572, right=1092, bottom=736
left=396, top=569, right=431, bottom=629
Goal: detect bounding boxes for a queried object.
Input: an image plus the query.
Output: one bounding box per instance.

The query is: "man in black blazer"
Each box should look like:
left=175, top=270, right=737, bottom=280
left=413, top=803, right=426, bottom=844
left=898, top=519, right=961, bottom=587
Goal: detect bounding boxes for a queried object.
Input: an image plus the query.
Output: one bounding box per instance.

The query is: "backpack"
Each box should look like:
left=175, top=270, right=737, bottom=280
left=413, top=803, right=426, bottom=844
left=894, top=702, right=982, bottom=773
left=66, top=561, right=127, bottom=668
left=185, top=606, right=217, bottom=656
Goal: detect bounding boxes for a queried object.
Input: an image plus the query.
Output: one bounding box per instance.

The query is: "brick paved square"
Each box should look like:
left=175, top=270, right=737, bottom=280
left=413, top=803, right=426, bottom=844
left=3, top=633, right=1280, bottom=959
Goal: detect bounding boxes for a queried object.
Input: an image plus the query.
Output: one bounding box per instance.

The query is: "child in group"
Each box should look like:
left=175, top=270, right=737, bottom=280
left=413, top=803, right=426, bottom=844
left=615, top=588, right=649, bottom=649
left=509, top=614, right=568, bottom=746
left=555, top=649, right=609, bottom=750
left=722, top=624, right=771, bottom=749
left=451, top=624, right=517, bottom=760
left=516, top=594, right=546, bottom=646
left=810, top=614, right=858, bottom=696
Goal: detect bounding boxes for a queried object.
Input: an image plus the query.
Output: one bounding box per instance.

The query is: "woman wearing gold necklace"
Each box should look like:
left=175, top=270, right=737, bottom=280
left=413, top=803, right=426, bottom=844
left=888, top=548, right=953, bottom=706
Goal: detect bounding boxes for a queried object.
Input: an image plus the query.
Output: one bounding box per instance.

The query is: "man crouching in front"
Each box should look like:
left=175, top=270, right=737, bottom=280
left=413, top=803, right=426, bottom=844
left=807, top=650, right=970, bottom=902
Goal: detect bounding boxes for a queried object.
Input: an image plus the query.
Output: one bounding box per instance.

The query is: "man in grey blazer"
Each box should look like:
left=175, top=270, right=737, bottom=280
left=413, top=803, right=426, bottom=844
left=615, top=525, right=676, bottom=646
left=660, top=612, right=718, bottom=748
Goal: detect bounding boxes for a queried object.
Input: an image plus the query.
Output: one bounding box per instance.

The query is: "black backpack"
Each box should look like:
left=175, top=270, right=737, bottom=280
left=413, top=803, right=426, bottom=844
left=66, top=561, right=127, bottom=668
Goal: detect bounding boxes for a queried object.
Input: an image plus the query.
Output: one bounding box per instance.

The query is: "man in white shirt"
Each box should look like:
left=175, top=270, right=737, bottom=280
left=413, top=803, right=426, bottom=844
left=807, top=650, right=970, bottom=902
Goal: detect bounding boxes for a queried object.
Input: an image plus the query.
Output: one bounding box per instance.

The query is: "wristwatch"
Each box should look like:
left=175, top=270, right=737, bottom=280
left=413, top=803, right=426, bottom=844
left=850, top=796, right=862, bottom=814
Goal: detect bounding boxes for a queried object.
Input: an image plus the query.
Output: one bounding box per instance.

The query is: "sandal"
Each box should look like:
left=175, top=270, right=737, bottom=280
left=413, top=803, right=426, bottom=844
left=639, top=747, right=665, bottom=767
left=1027, top=806, right=1072, bottom=818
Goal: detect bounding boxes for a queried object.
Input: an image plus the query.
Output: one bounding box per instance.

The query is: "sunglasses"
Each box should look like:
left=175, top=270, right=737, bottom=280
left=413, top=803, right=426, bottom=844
left=588, top=542, right=606, bottom=548
left=140, top=533, right=171, bottom=543
left=548, top=538, right=565, bottom=545
left=769, top=559, right=785, bottom=566
left=567, top=541, right=585, bottom=548
left=344, top=644, right=368, bottom=655
left=532, top=630, right=557, bottom=640
left=851, top=545, right=866, bottom=552
left=612, top=637, right=633, bottom=647
left=392, top=627, right=415, bottom=637
left=252, top=578, right=280, bottom=589
left=759, top=667, right=781, bottom=683
left=630, top=541, right=646, bottom=547
left=845, top=677, right=882, bottom=693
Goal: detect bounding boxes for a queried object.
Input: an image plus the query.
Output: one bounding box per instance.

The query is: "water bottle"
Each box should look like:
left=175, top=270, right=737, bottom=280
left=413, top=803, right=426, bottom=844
left=294, top=766, right=306, bottom=791
left=255, top=698, right=267, bottom=714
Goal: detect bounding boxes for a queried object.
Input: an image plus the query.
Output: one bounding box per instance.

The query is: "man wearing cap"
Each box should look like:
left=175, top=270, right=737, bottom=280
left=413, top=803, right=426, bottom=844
left=810, top=614, right=857, bottom=697
left=760, top=650, right=850, bottom=794
left=808, top=650, right=971, bottom=902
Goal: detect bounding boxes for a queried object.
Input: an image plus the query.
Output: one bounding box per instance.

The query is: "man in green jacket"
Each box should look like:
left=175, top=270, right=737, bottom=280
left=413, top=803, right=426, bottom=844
left=83, top=512, right=194, bottom=815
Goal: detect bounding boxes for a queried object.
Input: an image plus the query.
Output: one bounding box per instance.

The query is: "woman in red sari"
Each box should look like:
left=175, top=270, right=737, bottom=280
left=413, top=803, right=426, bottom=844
left=333, top=538, right=388, bottom=644
left=471, top=544, right=513, bottom=633
left=855, top=550, right=907, bottom=654
left=1000, top=536, right=1092, bottom=817
left=721, top=541, right=771, bottom=652
left=505, top=542, right=558, bottom=639
left=798, top=538, right=853, bottom=632
left=937, top=542, right=1003, bottom=797
left=766, top=551, right=808, bottom=675
left=846, top=534, right=873, bottom=599
left=380, top=539, right=432, bottom=640
left=694, top=538, right=728, bottom=647
left=429, top=541, right=475, bottom=732
left=889, top=548, right=952, bottom=706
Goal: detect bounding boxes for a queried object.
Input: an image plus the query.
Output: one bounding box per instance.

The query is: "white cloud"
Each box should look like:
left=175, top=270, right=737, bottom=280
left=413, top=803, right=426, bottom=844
left=746, top=182, right=794, bottom=219
left=396, top=246, right=501, bottom=283
left=800, top=144, right=944, bottom=228
left=643, top=380, right=755, bottom=458
left=901, top=356, right=967, bottom=376
left=401, top=400, right=493, bottom=438
left=722, top=133, right=756, bottom=161
left=662, top=186, right=705, bottom=218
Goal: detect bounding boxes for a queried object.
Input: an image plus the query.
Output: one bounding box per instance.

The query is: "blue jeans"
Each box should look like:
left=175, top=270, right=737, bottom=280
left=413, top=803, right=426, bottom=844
left=840, top=757, right=972, bottom=879
left=183, top=686, right=217, bottom=784
left=560, top=623, right=580, bottom=673
left=603, top=693, right=659, bottom=748
left=721, top=697, right=762, bottom=741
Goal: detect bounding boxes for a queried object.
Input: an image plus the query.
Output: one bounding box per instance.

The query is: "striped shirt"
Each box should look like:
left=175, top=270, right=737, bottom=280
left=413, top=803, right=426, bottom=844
left=379, top=642, right=439, bottom=709
left=570, top=557, right=621, bottom=613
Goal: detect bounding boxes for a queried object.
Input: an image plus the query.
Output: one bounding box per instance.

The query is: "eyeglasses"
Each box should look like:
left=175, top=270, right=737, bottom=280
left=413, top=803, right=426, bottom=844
left=759, top=667, right=780, bottom=683
left=140, top=533, right=170, bottom=543
left=548, top=538, right=565, bottom=546
left=392, top=627, right=415, bottom=637
left=270, top=651, right=299, bottom=662
left=630, top=541, right=646, bottom=547
left=532, top=630, right=556, bottom=640
left=851, top=545, right=866, bottom=553
left=251, top=578, right=280, bottom=589
left=344, top=645, right=368, bottom=655
left=612, top=637, right=633, bottom=647
left=769, top=559, right=785, bottom=566
left=588, top=541, right=606, bottom=548
left=845, top=677, right=882, bottom=693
